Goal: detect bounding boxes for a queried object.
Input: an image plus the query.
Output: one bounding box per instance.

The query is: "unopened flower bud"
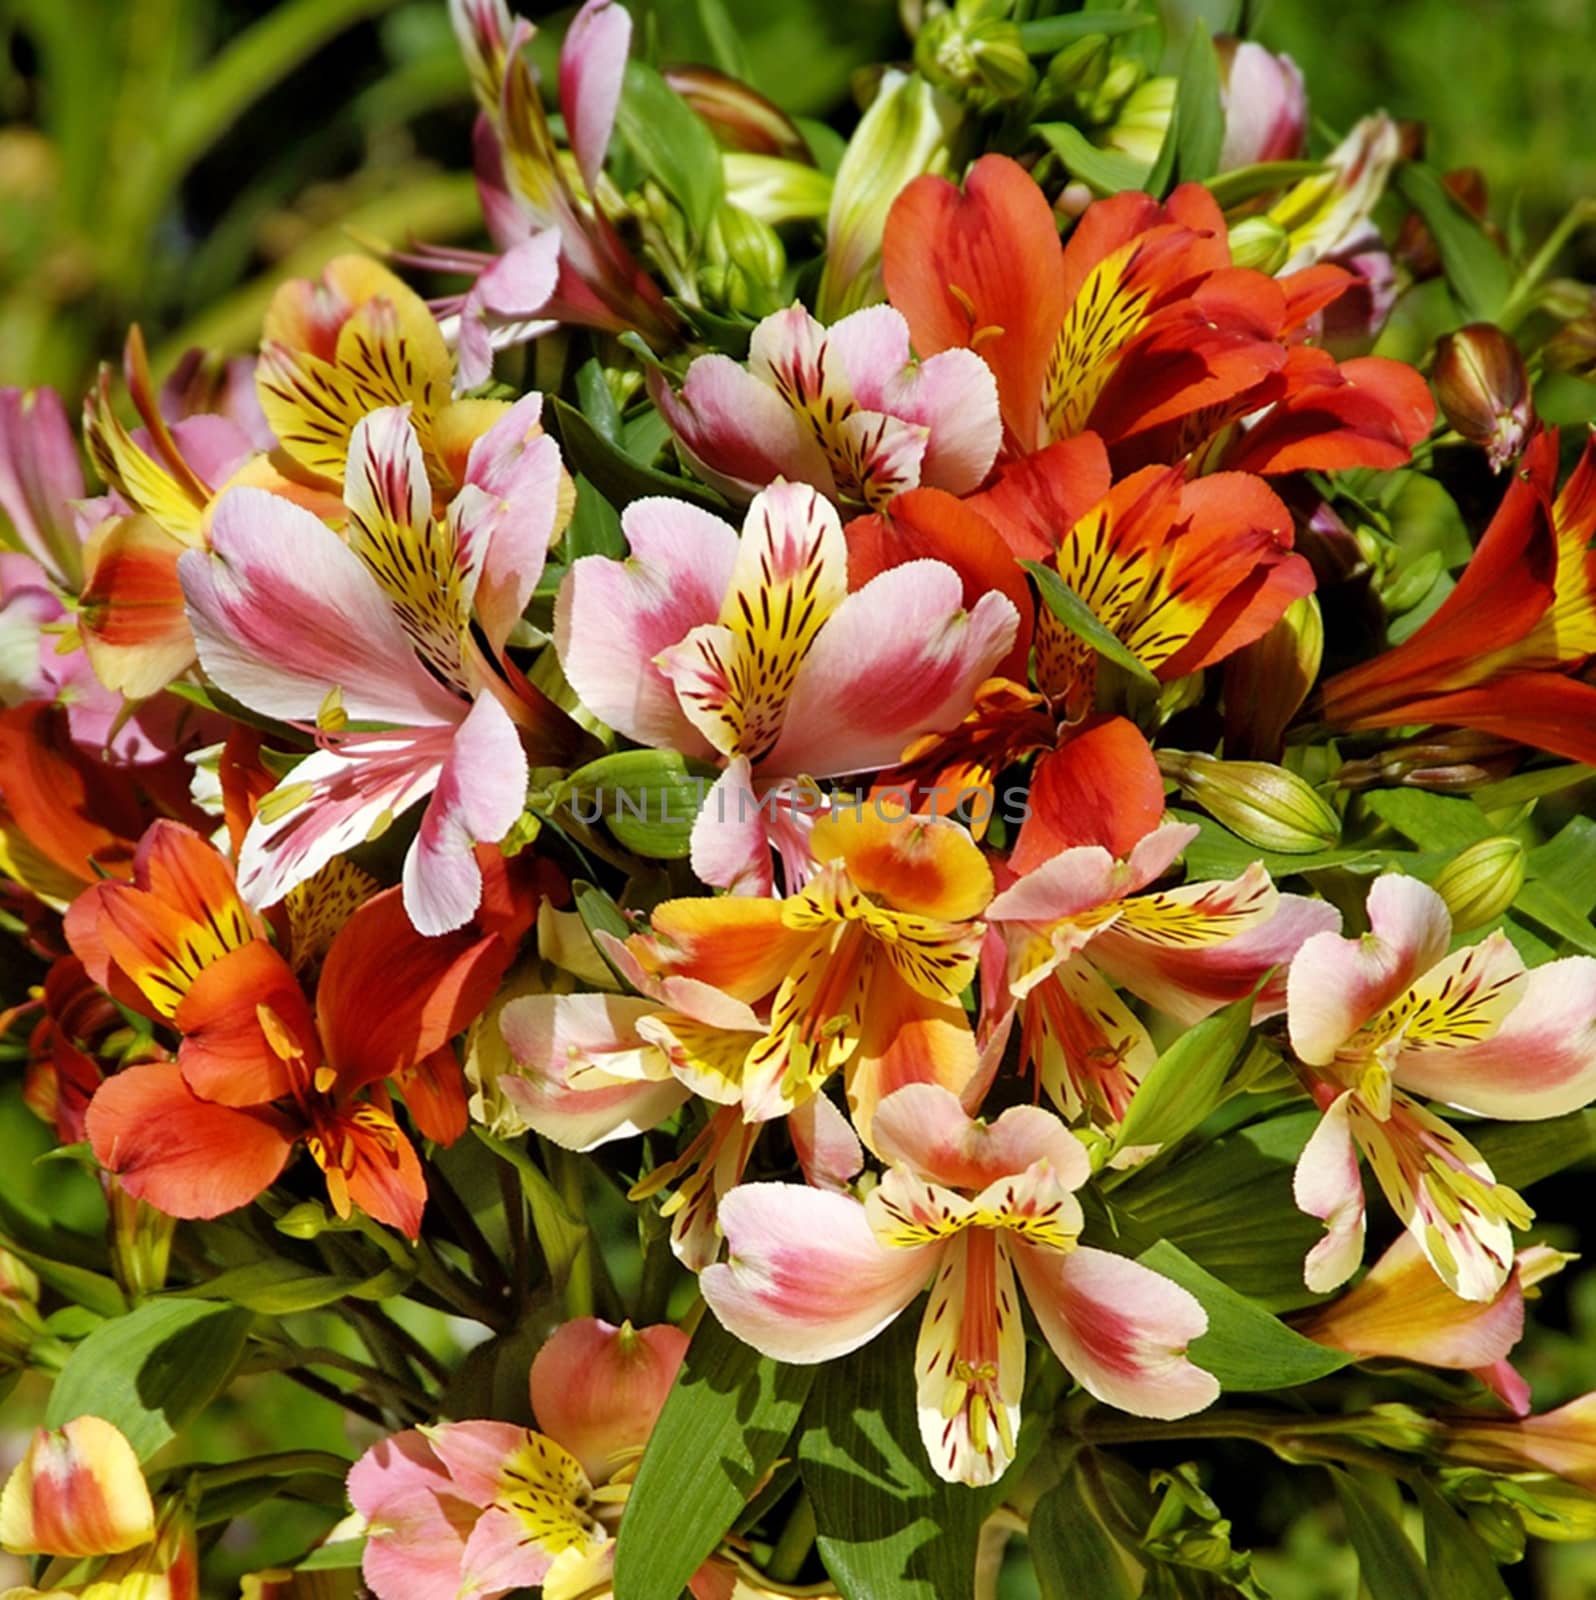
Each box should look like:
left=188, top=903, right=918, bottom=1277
left=1223, top=596, right=1322, bottom=761
left=1214, top=38, right=1306, bottom=171
left=0, top=1247, right=44, bottom=1366
left=0, top=1415, right=156, bottom=1557
left=1336, top=729, right=1523, bottom=793
left=663, top=66, right=813, bottom=162
left=1434, top=323, right=1533, bottom=472
left=916, top=10, right=1033, bottom=104
left=1431, top=836, right=1526, bottom=932
left=1158, top=750, right=1341, bottom=853
left=1545, top=316, right=1596, bottom=381
left=722, top=154, right=833, bottom=228
left=529, top=1318, right=689, bottom=1483
left=819, top=69, right=961, bottom=319
left=1228, top=215, right=1292, bottom=275
left=106, top=1179, right=175, bottom=1299
left=1103, top=75, right=1175, bottom=168
left=702, top=202, right=787, bottom=317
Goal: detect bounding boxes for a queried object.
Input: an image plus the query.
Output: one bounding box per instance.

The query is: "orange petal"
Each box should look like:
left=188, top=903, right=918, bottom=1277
left=0, top=1416, right=155, bottom=1557
left=810, top=804, right=993, bottom=921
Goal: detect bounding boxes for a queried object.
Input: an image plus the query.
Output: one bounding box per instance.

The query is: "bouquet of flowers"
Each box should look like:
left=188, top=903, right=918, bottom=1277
left=4, top=1, right=1596, bottom=1595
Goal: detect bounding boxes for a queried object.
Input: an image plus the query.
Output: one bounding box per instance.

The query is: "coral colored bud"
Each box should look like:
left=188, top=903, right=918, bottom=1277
left=1227, top=215, right=1291, bottom=275
left=1431, top=837, right=1527, bottom=932
left=1433, top=323, right=1533, bottom=472
left=0, top=1416, right=155, bottom=1558
left=1157, top=751, right=1341, bottom=854
left=818, top=69, right=960, bottom=319
left=1214, top=38, right=1307, bottom=171
left=663, top=65, right=813, bottom=162
left=529, top=1318, right=689, bottom=1484
left=1335, top=729, right=1523, bottom=793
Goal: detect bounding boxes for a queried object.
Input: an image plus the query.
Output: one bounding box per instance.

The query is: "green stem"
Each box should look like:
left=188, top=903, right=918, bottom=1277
left=1500, top=198, right=1596, bottom=329
left=498, top=1156, right=530, bottom=1313
left=255, top=1341, right=431, bottom=1415
left=767, top=1491, right=818, bottom=1584
left=424, top=1155, right=512, bottom=1307
left=279, top=1367, right=390, bottom=1430
left=552, top=1145, right=596, bottom=1320
left=173, top=1451, right=352, bottom=1492
left=347, top=1301, right=450, bottom=1386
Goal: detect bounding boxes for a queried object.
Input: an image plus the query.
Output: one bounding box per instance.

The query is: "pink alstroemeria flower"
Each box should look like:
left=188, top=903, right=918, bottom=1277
left=702, top=1084, right=1218, bottom=1487
left=423, top=0, right=676, bottom=391
left=180, top=398, right=568, bottom=934
left=982, top=819, right=1339, bottom=1128
left=1288, top=874, right=1596, bottom=1302
left=650, top=302, right=1001, bottom=511
left=349, top=1315, right=762, bottom=1600
left=556, top=479, right=1018, bottom=893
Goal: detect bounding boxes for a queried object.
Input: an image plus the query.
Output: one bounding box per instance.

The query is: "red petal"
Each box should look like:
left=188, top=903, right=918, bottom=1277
left=86, top=1062, right=295, bottom=1220
left=1012, top=718, right=1165, bottom=871
left=963, top=435, right=1114, bottom=562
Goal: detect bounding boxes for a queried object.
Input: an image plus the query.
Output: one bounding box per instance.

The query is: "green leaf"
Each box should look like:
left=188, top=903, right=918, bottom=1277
left=1472, top=1109, right=1596, bottom=1189
left=1416, top=1479, right=1511, bottom=1599
left=565, top=474, right=626, bottom=561
left=1136, top=1241, right=1348, bottom=1390
left=1109, top=1110, right=1330, bottom=1311
left=1361, top=787, right=1491, bottom=852
left=692, top=0, right=754, bottom=80
left=550, top=397, right=726, bottom=514
left=1169, top=19, right=1223, bottom=187
left=1030, top=1472, right=1138, bottom=1600
left=1205, top=160, right=1327, bottom=210
left=1394, top=163, right=1511, bottom=323
left=1169, top=809, right=1386, bottom=881
left=45, top=1298, right=251, bottom=1460
left=564, top=749, right=716, bottom=859
left=1113, top=991, right=1253, bottom=1155
left=573, top=358, right=623, bottom=445
left=799, top=1315, right=988, bottom=1600
left=1021, top=562, right=1159, bottom=686
left=615, top=1314, right=813, bottom=1600
left=473, top=1129, right=588, bottom=1290
left=1017, top=12, right=1153, bottom=52
left=297, top=1538, right=367, bottom=1572
left=1528, top=814, right=1596, bottom=917
left=615, top=59, right=725, bottom=242
left=184, top=1257, right=410, bottom=1314
left=1330, top=1470, right=1430, bottom=1600
left=1033, top=123, right=1150, bottom=195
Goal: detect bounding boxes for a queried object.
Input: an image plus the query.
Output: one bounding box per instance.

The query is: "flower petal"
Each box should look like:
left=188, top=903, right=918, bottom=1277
left=1293, top=1090, right=1368, bottom=1294
left=348, top=1430, right=477, bottom=1600
left=560, top=0, right=630, bottom=196
left=1013, top=1243, right=1219, bottom=1419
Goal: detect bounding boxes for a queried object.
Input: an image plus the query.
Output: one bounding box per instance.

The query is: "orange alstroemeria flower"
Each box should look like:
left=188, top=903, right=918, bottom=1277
left=882, top=153, right=1431, bottom=476
left=627, top=805, right=992, bottom=1146
left=67, top=822, right=531, bottom=1236
left=1323, top=428, right=1596, bottom=764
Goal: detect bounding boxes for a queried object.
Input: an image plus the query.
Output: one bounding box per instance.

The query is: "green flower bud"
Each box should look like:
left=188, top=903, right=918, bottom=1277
left=723, top=154, right=833, bottom=227
left=1159, top=750, right=1341, bottom=853
left=818, top=69, right=961, bottom=319
left=702, top=201, right=787, bottom=316
left=1431, top=836, right=1526, bottom=931
left=1228, top=215, right=1291, bottom=275
left=1223, top=595, right=1322, bottom=761
left=1101, top=74, right=1174, bottom=167
left=0, top=1246, right=45, bottom=1367
left=106, top=1181, right=175, bottom=1299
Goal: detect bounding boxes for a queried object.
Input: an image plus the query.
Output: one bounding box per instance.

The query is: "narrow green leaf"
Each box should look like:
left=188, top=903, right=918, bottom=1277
left=1514, top=880, right=1596, bottom=955
left=1473, top=1108, right=1596, bottom=1189
left=616, top=1315, right=813, bottom=1600
left=550, top=397, right=726, bottom=513
left=799, top=1315, right=990, bottom=1600
left=1394, top=164, right=1511, bottom=322
left=1169, top=809, right=1386, bottom=881
left=1136, top=1241, right=1349, bottom=1389
left=1416, top=1479, right=1511, bottom=1599
left=573, top=358, right=623, bottom=445
left=1113, top=991, right=1253, bottom=1155
left=297, top=1538, right=367, bottom=1572
left=692, top=0, right=754, bottom=81
left=565, top=749, right=716, bottom=859
left=1330, top=1470, right=1430, bottom=1600
left=1205, top=160, right=1327, bottom=210
left=1471, top=763, right=1595, bottom=810
left=1029, top=1472, right=1138, bottom=1600
left=1021, top=562, right=1159, bottom=686
left=1170, top=19, right=1223, bottom=186
left=1528, top=814, right=1596, bottom=917
left=615, top=60, right=725, bottom=242
left=45, top=1298, right=251, bottom=1460
left=1017, top=12, right=1153, bottom=52
left=184, top=1257, right=410, bottom=1314
left=1034, top=123, right=1150, bottom=195
left=472, top=1129, right=588, bottom=1289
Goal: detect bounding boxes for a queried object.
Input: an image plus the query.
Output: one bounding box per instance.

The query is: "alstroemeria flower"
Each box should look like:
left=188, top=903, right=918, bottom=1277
left=703, top=1085, right=1218, bottom=1486
left=1287, top=874, right=1596, bottom=1301
left=1324, top=428, right=1596, bottom=767
left=349, top=1315, right=743, bottom=1600
left=181, top=398, right=574, bottom=932
left=625, top=805, right=992, bottom=1144
left=651, top=302, right=999, bottom=511
left=439, top=0, right=678, bottom=373
left=1299, top=1233, right=1570, bottom=1416
left=556, top=479, right=1017, bottom=894
left=1216, top=40, right=1306, bottom=171
left=68, top=823, right=526, bottom=1236
left=882, top=154, right=1430, bottom=476
left=0, top=1417, right=155, bottom=1559
left=984, top=818, right=1338, bottom=1129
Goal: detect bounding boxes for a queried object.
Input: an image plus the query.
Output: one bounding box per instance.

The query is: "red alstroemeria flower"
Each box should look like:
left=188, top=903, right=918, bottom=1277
left=67, top=823, right=527, bottom=1236
left=1322, top=427, right=1596, bottom=764
left=881, top=153, right=1431, bottom=476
